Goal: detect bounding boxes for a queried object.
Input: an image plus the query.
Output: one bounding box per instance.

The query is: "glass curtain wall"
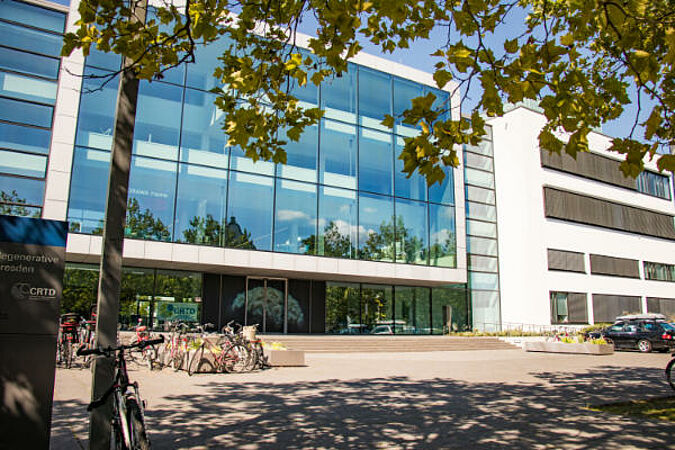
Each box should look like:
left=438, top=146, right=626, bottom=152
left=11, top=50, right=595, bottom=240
left=67, top=42, right=458, bottom=268
left=464, top=126, right=501, bottom=331
left=62, top=263, right=203, bottom=330
left=0, top=1, right=65, bottom=217
left=325, top=282, right=468, bottom=334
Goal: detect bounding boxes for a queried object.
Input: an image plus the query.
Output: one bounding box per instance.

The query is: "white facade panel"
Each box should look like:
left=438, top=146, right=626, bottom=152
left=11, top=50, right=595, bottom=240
left=490, top=107, right=675, bottom=327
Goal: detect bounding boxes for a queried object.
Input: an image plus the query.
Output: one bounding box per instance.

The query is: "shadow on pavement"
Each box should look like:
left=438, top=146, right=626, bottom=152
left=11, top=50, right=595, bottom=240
left=52, top=365, right=674, bottom=449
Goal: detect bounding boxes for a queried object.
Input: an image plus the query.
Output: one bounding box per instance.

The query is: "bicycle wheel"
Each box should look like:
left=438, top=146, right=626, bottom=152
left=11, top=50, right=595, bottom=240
left=63, top=342, right=72, bottom=369
left=170, top=349, right=185, bottom=371
left=222, top=343, right=249, bottom=373
left=126, top=398, right=150, bottom=450
left=666, top=358, right=675, bottom=391
left=188, top=346, right=213, bottom=376
left=144, top=345, right=157, bottom=371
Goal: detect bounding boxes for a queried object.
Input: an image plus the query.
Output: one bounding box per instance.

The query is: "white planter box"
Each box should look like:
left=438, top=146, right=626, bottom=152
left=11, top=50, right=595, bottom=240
left=264, top=349, right=305, bottom=366
left=523, top=341, right=614, bottom=355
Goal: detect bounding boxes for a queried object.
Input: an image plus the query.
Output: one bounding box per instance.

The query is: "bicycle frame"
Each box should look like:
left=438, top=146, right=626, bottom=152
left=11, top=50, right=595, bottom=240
left=79, top=336, right=163, bottom=448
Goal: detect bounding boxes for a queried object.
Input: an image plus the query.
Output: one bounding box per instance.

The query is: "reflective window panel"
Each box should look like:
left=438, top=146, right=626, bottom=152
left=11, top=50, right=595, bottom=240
left=174, top=164, right=228, bottom=246
left=0, top=0, right=65, bottom=33
left=0, top=71, right=57, bottom=104
left=0, top=174, right=44, bottom=206
left=320, top=119, right=357, bottom=189
left=0, top=46, right=59, bottom=79
left=76, top=75, right=119, bottom=150
left=464, top=167, right=495, bottom=189
left=0, top=21, right=63, bottom=56
left=0, top=96, right=52, bottom=128
left=431, top=286, right=468, bottom=334
left=428, top=164, right=455, bottom=205
left=429, top=204, right=456, bottom=268
left=227, top=171, right=274, bottom=251
left=358, top=192, right=394, bottom=262
left=0, top=122, right=51, bottom=154
left=394, top=136, right=427, bottom=201
left=318, top=186, right=357, bottom=259
left=277, top=124, right=318, bottom=183
left=394, top=286, right=430, bottom=334
left=325, top=282, right=361, bottom=334
left=67, top=147, right=110, bottom=234
left=186, top=37, right=232, bottom=91
left=466, top=219, right=497, bottom=238
left=274, top=179, right=317, bottom=255
left=361, top=284, right=393, bottom=332
left=395, top=198, right=428, bottom=265
left=358, top=67, right=391, bottom=131
left=134, top=81, right=183, bottom=161
left=127, top=156, right=177, bottom=241
left=0, top=150, right=47, bottom=177
left=180, top=89, right=229, bottom=169
left=321, top=65, right=357, bottom=123
left=359, top=128, right=393, bottom=195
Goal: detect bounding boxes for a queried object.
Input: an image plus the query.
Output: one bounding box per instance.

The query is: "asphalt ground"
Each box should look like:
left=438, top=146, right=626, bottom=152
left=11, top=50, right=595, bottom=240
left=50, top=349, right=675, bottom=449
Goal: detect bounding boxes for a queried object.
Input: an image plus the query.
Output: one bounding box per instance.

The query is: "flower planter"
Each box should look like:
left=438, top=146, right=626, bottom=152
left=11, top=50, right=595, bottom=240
left=263, top=349, right=305, bottom=366
left=523, top=341, right=614, bottom=355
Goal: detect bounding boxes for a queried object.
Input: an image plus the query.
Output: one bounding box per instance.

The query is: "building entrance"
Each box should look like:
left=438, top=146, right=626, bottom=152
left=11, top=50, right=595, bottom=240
left=245, top=277, right=288, bottom=333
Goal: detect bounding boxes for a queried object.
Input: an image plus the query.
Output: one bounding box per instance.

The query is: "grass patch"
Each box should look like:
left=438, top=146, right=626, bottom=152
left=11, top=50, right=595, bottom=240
left=588, top=396, right=675, bottom=422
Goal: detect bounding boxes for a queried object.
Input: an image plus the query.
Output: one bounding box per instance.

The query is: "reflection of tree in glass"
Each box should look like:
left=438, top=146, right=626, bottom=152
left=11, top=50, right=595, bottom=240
left=182, top=215, right=256, bottom=249
left=302, top=221, right=355, bottom=258
left=124, top=198, right=171, bottom=241
left=325, top=285, right=359, bottom=333
left=62, top=266, right=99, bottom=316
left=360, top=216, right=428, bottom=264
left=430, top=232, right=456, bottom=267
left=232, top=287, right=304, bottom=328
left=0, top=190, right=40, bottom=218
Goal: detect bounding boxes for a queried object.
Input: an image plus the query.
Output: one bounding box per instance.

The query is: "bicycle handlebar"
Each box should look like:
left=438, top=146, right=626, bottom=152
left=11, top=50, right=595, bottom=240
left=77, top=335, right=165, bottom=356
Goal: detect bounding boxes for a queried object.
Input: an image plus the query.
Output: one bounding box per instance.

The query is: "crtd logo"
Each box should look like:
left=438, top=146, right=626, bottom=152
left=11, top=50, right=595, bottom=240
left=11, top=282, right=57, bottom=300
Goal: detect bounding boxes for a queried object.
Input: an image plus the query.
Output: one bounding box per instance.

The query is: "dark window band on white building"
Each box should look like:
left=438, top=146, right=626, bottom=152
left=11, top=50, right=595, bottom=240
left=543, top=187, right=675, bottom=240
left=589, top=254, right=640, bottom=279
left=592, top=294, right=642, bottom=323
left=550, top=291, right=588, bottom=324
left=540, top=148, right=672, bottom=200
left=547, top=249, right=585, bottom=273
left=647, top=297, right=675, bottom=316
left=644, top=261, right=675, bottom=282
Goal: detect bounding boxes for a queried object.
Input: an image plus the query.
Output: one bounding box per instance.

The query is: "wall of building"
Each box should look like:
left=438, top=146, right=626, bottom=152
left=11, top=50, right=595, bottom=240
left=489, top=107, right=675, bottom=326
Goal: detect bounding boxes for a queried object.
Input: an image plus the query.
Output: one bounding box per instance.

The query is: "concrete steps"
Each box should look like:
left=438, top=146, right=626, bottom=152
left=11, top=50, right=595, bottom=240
left=257, top=335, right=518, bottom=353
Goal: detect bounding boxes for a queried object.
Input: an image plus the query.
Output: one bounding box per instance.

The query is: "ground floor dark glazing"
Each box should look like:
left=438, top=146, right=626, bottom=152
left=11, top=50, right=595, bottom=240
left=62, top=263, right=469, bottom=334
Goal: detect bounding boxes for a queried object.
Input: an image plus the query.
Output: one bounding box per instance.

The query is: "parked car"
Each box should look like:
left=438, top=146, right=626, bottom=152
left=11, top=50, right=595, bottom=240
left=587, top=314, right=675, bottom=353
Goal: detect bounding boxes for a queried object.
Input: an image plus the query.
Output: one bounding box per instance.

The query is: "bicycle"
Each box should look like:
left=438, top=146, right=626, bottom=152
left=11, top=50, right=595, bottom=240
left=666, top=351, right=675, bottom=391
left=79, top=316, right=97, bottom=368
left=129, top=319, right=159, bottom=370
left=159, top=322, right=190, bottom=371
left=187, top=328, right=249, bottom=376
left=77, top=335, right=164, bottom=450
left=57, top=313, right=83, bottom=369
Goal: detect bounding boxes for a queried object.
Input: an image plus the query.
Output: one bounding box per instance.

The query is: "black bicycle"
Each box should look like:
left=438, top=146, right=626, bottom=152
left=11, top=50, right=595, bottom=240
left=78, top=335, right=164, bottom=449
left=666, top=351, right=675, bottom=391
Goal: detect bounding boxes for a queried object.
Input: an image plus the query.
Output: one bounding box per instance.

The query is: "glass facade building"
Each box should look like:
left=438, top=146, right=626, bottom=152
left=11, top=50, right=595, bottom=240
left=0, top=0, right=466, bottom=334
left=66, top=48, right=457, bottom=269
left=0, top=1, right=65, bottom=217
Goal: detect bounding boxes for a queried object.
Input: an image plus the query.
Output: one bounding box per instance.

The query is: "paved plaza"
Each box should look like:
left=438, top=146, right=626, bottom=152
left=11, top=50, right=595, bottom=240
left=50, top=349, right=675, bottom=449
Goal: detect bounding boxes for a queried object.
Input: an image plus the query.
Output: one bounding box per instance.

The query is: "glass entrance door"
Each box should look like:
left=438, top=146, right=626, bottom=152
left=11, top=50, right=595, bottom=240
left=245, top=277, right=288, bottom=333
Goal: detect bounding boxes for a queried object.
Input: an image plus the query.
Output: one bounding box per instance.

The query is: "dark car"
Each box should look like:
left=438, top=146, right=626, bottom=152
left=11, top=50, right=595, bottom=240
left=588, top=315, right=675, bottom=353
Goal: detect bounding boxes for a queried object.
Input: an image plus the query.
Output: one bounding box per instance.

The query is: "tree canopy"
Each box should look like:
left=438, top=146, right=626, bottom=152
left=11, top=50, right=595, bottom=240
left=63, top=0, right=675, bottom=184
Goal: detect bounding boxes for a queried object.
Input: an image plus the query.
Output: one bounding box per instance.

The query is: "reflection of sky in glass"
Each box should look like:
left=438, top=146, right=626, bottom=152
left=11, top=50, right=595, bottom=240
left=274, top=179, right=317, bottom=254
left=228, top=172, right=274, bottom=251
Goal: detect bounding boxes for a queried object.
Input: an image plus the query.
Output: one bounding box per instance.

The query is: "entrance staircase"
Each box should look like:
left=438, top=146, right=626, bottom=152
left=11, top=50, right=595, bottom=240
left=258, top=335, right=518, bottom=353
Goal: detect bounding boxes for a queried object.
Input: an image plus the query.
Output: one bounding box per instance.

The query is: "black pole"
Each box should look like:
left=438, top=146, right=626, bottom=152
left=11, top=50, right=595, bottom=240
left=88, top=1, right=147, bottom=447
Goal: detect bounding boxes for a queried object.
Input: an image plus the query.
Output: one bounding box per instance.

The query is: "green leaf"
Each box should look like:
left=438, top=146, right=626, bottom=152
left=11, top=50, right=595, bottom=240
left=433, top=70, right=453, bottom=89
left=381, top=114, right=395, bottom=128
